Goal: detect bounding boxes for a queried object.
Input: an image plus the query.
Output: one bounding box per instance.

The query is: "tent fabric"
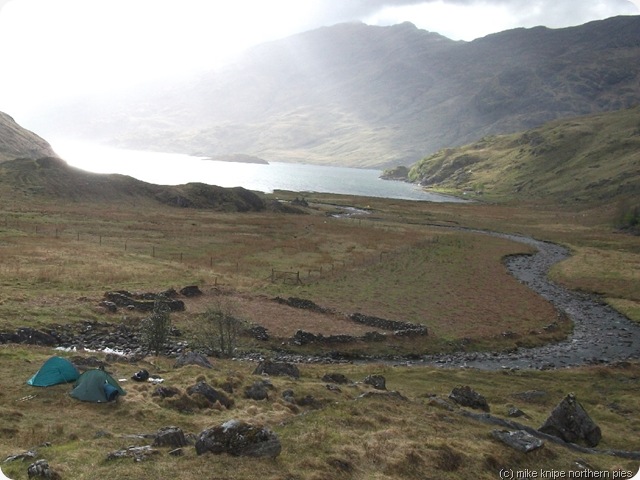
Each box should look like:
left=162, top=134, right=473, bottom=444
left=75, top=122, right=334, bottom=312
left=27, top=356, right=80, bottom=387
left=70, top=369, right=126, bottom=403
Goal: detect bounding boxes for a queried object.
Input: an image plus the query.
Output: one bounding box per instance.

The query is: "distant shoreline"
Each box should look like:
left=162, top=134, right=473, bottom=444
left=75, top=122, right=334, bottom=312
left=203, top=154, right=269, bottom=165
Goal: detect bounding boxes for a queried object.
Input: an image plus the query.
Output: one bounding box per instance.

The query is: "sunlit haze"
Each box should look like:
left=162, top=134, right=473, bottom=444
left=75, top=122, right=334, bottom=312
left=0, top=0, right=638, bottom=124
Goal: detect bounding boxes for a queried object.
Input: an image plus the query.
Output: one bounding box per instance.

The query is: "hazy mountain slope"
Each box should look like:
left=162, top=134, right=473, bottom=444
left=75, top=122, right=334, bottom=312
left=407, top=106, right=640, bottom=204
left=32, top=16, right=640, bottom=168
left=0, top=111, right=58, bottom=162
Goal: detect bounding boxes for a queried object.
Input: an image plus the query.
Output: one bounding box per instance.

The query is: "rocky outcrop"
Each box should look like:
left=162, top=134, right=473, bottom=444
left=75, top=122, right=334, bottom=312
left=449, top=385, right=490, bottom=412
left=244, top=380, right=273, bottom=401
left=539, top=394, right=602, bottom=447
left=364, top=374, right=386, bottom=391
left=253, top=360, right=300, bottom=379
left=491, top=430, right=544, bottom=453
left=186, top=381, right=233, bottom=409
left=195, top=420, right=281, bottom=458
left=174, top=352, right=212, bottom=369
left=26, top=459, right=61, bottom=480
left=153, top=426, right=189, bottom=448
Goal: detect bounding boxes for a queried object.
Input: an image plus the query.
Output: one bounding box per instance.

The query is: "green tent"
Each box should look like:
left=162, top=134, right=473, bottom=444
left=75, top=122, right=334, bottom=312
left=27, top=356, right=80, bottom=387
left=70, top=369, right=126, bottom=403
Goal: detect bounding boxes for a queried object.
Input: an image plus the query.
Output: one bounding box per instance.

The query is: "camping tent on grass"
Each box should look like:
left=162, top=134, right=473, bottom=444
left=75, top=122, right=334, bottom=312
left=70, top=369, right=126, bottom=403
left=27, top=356, right=80, bottom=387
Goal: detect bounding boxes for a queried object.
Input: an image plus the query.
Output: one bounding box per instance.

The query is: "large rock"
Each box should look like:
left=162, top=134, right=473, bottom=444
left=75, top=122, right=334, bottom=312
left=244, top=380, right=272, bottom=401
left=539, top=394, right=602, bottom=447
left=27, top=459, right=61, bottom=479
left=449, top=385, right=490, bottom=412
left=174, top=351, right=212, bottom=369
left=364, top=374, right=386, bottom=390
left=253, top=360, right=300, bottom=378
left=153, top=426, right=188, bottom=448
left=195, top=420, right=281, bottom=458
left=186, top=381, right=233, bottom=409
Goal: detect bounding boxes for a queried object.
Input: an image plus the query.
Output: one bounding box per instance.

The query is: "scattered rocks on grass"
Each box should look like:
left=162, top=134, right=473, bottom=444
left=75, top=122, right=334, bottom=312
left=195, top=420, right=281, bottom=458
left=106, top=445, right=160, bottom=462
left=449, top=385, right=490, bottom=412
left=4, top=450, right=37, bottom=463
left=539, top=393, right=602, bottom=447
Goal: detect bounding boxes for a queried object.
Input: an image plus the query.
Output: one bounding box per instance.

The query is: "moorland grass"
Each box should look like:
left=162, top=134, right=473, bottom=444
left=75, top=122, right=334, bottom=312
left=0, top=192, right=638, bottom=478
left=0, top=346, right=638, bottom=480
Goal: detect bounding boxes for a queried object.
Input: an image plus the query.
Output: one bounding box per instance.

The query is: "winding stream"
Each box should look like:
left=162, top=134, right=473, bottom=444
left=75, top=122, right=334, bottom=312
left=420, top=232, right=640, bottom=370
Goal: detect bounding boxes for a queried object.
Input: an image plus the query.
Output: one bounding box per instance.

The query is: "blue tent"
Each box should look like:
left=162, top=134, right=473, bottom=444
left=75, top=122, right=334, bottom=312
left=27, top=356, right=80, bottom=387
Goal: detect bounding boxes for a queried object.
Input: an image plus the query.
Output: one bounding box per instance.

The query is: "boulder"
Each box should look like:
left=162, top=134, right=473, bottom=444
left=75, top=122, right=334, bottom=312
left=27, top=459, right=61, bottom=480
left=174, top=352, right=212, bottom=369
left=539, top=394, right=602, bottom=447
left=152, top=386, right=180, bottom=398
left=253, top=360, right=300, bottom=379
left=449, top=385, right=490, bottom=412
left=364, top=374, right=386, bottom=390
left=195, top=420, right=281, bottom=458
left=179, top=285, right=202, bottom=297
left=244, top=381, right=270, bottom=401
left=187, top=381, right=233, bottom=409
left=153, top=426, right=188, bottom=448
left=491, top=430, right=544, bottom=453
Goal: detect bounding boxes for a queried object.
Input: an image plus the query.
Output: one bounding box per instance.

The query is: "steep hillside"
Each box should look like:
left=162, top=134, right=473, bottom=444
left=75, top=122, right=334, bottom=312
left=31, top=16, right=640, bottom=168
left=0, top=111, right=58, bottom=162
left=407, top=106, right=640, bottom=204
left=0, top=156, right=267, bottom=211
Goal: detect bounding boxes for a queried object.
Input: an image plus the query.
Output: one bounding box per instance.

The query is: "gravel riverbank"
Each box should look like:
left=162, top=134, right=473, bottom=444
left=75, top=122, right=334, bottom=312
left=420, top=231, right=640, bottom=370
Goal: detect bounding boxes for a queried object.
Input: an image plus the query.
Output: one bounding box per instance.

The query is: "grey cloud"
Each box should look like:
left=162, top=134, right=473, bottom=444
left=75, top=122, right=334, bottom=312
left=311, top=0, right=638, bottom=24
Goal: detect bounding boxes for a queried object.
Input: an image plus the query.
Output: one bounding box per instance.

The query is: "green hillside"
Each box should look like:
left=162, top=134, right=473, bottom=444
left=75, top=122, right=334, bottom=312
left=0, top=156, right=267, bottom=212
left=408, top=106, right=640, bottom=205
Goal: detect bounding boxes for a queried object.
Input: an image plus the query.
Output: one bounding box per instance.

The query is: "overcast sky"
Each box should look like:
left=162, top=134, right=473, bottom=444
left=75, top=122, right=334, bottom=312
left=0, top=0, right=638, bottom=125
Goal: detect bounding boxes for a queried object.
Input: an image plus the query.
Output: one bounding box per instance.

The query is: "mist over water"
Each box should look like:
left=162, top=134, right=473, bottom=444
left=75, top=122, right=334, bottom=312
left=53, top=139, right=467, bottom=202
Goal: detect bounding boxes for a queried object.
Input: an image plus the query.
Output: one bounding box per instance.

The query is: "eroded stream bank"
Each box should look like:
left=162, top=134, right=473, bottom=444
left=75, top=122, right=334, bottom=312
left=420, top=231, right=640, bottom=370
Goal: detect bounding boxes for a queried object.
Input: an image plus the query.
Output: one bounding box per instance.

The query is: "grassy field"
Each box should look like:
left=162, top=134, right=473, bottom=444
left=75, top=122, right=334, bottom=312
left=0, top=192, right=638, bottom=478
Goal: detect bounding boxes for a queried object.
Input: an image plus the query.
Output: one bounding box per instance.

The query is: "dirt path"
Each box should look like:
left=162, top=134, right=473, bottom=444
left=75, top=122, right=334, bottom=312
left=420, top=231, right=640, bottom=369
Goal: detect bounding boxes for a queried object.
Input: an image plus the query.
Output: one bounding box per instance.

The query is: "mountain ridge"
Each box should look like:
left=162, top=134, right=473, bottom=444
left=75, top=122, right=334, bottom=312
left=27, top=15, right=640, bottom=168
